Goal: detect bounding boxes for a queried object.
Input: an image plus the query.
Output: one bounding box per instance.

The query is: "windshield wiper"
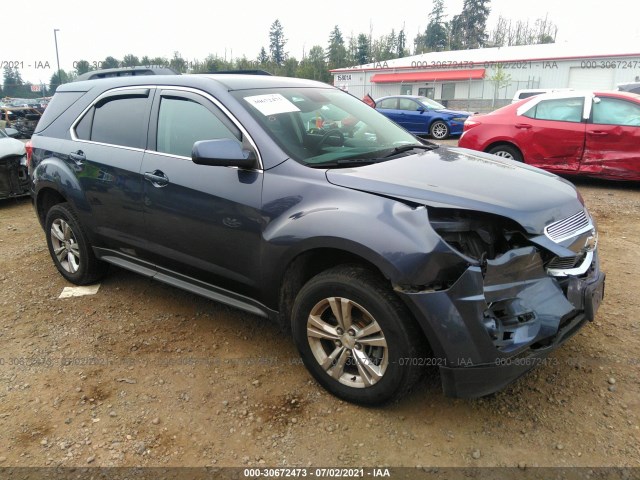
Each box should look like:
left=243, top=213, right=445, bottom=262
left=384, top=143, right=439, bottom=157
left=308, top=158, right=380, bottom=168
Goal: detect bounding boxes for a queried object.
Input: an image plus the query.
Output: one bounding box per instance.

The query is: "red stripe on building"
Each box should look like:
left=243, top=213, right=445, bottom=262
left=370, top=69, right=486, bottom=83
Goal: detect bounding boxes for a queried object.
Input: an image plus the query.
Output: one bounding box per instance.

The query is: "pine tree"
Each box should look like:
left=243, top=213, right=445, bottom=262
left=269, top=20, right=287, bottom=66
left=257, top=47, right=269, bottom=65
left=424, top=0, right=449, bottom=51
left=326, top=26, right=347, bottom=69
left=450, top=0, right=491, bottom=50
left=356, top=34, right=371, bottom=65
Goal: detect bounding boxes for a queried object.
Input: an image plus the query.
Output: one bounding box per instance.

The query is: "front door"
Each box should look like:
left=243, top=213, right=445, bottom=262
left=583, top=95, right=640, bottom=179
left=140, top=89, right=264, bottom=296
left=518, top=95, right=587, bottom=172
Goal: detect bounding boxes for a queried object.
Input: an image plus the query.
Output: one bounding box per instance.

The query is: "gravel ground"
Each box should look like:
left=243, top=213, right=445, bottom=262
left=0, top=147, right=639, bottom=468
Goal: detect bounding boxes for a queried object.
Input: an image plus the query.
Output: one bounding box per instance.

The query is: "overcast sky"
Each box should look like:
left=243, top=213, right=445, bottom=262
left=3, top=0, right=639, bottom=85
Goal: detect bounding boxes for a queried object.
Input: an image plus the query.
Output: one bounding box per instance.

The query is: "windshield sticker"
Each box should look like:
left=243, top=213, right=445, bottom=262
left=245, top=94, right=300, bottom=116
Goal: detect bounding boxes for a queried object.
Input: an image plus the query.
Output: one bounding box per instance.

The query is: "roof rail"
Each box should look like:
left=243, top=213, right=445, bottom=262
left=74, top=66, right=180, bottom=82
left=194, top=69, right=273, bottom=76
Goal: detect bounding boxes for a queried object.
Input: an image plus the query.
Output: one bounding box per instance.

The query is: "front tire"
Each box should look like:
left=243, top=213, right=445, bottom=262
left=45, top=203, right=107, bottom=285
left=291, top=265, right=426, bottom=405
left=429, top=120, right=450, bottom=140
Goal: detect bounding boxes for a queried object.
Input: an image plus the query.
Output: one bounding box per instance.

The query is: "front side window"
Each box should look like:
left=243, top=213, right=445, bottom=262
left=592, top=97, right=640, bottom=126
left=417, top=97, right=446, bottom=110
left=398, top=98, right=418, bottom=111
left=522, top=97, right=585, bottom=123
left=156, top=96, right=240, bottom=157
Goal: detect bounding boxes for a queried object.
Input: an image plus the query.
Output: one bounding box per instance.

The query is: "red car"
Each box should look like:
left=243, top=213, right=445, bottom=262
left=459, top=91, right=640, bottom=180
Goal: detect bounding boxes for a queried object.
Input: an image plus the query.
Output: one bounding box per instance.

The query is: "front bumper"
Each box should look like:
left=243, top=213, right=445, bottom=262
left=398, top=247, right=604, bottom=398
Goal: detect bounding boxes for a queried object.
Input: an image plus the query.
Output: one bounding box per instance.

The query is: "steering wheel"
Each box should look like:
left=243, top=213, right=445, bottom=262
left=315, top=129, right=345, bottom=151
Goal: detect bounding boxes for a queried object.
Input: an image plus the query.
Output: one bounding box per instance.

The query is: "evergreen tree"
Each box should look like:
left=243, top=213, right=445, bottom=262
left=397, top=28, right=407, bottom=57
left=326, top=26, right=347, bottom=69
left=356, top=33, right=371, bottom=65
left=49, top=70, right=70, bottom=93
left=3, top=65, right=15, bottom=96
left=257, top=47, right=269, bottom=65
left=450, top=0, right=491, bottom=50
left=269, top=20, right=287, bottom=66
left=424, top=0, right=449, bottom=51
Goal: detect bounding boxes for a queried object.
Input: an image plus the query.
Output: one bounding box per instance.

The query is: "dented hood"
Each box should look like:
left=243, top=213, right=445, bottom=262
left=325, top=146, right=583, bottom=234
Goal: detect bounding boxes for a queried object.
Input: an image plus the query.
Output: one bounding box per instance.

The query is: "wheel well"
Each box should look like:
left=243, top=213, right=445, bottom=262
left=36, top=188, right=66, bottom=227
left=278, top=249, right=382, bottom=329
left=485, top=141, right=522, bottom=156
left=278, top=248, right=434, bottom=363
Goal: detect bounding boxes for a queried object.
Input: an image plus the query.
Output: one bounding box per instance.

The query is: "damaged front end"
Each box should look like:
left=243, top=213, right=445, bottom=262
left=396, top=207, right=605, bottom=398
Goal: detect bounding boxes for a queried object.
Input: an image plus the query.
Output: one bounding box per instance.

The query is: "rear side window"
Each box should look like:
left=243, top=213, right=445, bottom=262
left=377, top=98, right=397, bottom=109
left=34, top=91, right=86, bottom=134
left=522, top=97, right=584, bottom=123
left=74, top=91, right=150, bottom=149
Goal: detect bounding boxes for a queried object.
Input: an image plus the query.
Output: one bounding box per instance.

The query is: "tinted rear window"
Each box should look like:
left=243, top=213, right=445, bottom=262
left=91, top=96, right=148, bottom=149
left=33, top=91, right=86, bottom=134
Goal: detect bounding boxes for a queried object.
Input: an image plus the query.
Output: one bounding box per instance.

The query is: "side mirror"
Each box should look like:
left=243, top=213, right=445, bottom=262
left=417, top=106, right=426, bottom=114
left=5, top=128, right=19, bottom=138
left=192, top=139, right=256, bottom=169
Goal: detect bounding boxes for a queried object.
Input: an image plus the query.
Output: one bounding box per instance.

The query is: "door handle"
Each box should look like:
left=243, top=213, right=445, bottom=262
left=69, top=151, right=85, bottom=164
left=144, top=170, right=169, bottom=187
left=588, top=131, right=608, bottom=136
left=515, top=123, right=532, bottom=129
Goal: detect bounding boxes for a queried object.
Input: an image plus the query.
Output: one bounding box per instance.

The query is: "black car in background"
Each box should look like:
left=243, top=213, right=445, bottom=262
left=28, top=71, right=604, bottom=404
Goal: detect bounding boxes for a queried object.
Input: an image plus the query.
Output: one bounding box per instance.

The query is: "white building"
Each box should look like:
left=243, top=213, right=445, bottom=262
left=330, top=43, right=640, bottom=111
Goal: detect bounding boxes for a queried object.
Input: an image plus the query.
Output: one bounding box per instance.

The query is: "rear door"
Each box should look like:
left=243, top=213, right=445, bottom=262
left=375, top=98, right=402, bottom=125
left=582, top=95, right=640, bottom=179
left=68, top=87, right=152, bottom=252
left=518, top=95, right=587, bottom=172
left=140, top=88, right=264, bottom=295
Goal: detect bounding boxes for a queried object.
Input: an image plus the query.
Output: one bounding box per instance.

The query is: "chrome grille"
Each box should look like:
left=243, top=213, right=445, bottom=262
left=547, top=254, right=584, bottom=270
left=544, top=209, right=591, bottom=242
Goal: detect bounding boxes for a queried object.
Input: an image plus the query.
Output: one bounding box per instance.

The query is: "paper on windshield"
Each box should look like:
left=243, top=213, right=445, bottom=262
left=245, top=94, right=300, bottom=116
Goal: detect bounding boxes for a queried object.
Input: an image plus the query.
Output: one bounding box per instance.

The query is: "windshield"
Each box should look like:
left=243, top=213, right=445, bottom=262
left=416, top=97, right=446, bottom=109
left=232, top=87, right=428, bottom=165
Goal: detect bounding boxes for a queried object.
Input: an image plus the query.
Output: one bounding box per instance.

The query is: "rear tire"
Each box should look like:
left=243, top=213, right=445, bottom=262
left=291, top=265, right=426, bottom=405
left=488, top=144, right=523, bottom=162
left=45, top=203, right=107, bottom=285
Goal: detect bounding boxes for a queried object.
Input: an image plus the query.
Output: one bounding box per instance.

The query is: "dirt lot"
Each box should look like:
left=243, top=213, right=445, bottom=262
left=0, top=160, right=639, bottom=469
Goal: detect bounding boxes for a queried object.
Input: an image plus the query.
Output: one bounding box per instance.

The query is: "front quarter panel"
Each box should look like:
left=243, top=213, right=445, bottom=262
left=259, top=160, right=470, bottom=305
